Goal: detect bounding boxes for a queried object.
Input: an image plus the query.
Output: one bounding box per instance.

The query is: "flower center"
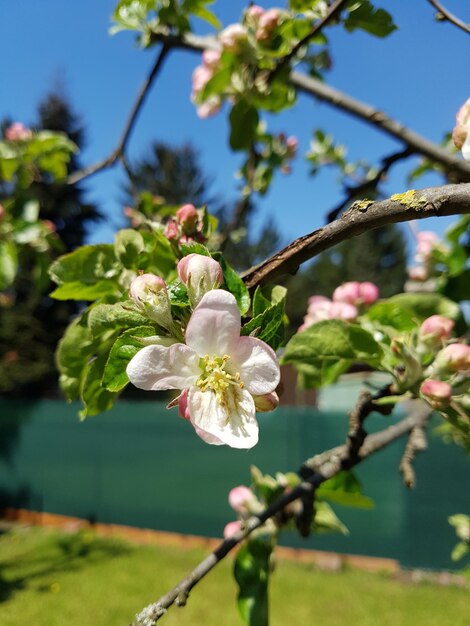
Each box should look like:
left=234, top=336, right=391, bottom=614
left=196, top=354, right=244, bottom=403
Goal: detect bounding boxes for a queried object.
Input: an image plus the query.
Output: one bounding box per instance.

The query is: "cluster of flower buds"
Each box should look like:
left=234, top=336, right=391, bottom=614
left=244, top=5, right=284, bottom=43
left=407, top=230, right=447, bottom=284
left=420, top=341, right=470, bottom=412
left=164, top=203, right=207, bottom=245
left=298, top=281, right=379, bottom=332
left=452, top=97, right=470, bottom=161
left=191, top=49, right=223, bottom=118
left=4, top=122, right=32, bottom=142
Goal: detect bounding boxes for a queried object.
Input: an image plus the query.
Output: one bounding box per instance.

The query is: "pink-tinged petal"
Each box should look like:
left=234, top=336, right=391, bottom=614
left=126, top=344, right=199, bottom=391
left=188, top=387, right=258, bottom=449
left=231, top=336, right=280, bottom=395
left=193, top=423, right=225, bottom=445
left=185, top=290, right=241, bottom=356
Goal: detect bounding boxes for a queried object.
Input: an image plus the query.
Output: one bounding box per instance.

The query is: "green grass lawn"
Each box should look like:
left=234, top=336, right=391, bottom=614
left=0, top=525, right=468, bottom=626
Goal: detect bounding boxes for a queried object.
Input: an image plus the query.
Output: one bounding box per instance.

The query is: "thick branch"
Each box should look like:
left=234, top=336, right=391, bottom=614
left=131, top=402, right=430, bottom=625
left=153, top=32, right=470, bottom=182
left=241, top=183, right=470, bottom=290
left=67, top=45, right=170, bottom=185
left=427, top=0, right=470, bottom=35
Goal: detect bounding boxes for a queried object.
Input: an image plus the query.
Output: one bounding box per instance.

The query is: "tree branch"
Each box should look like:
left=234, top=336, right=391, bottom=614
left=427, top=0, right=470, bottom=35
left=67, top=44, right=170, bottom=185
left=151, top=32, right=470, bottom=182
left=326, top=147, right=413, bottom=223
left=130, top=401, right=431, bottom=625
left=241, top=182, right=470, bottom=290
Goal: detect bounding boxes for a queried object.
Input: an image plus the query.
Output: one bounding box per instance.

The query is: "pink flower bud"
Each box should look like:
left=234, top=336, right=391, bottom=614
left=420, top=315, right=454, bottom=343
left=286, top=135, right=298, bottom=157
left=164, top=219, right=179, bottom=241
left=176, top=204, right=198, bottom=231
left=5, top=122, right=32, bottom=141
left=130, top=273, right=167, bottom=305
left=256, top=8, right=282, bottom=41
left=192, top=65, right=213, bottom=97
left=329, top=301, right=358, bottom=321
left=228, top=486, right=253, bottom=512
left=223, top=520, right=241, bottom=539
left=420, top=379, right=452, bottom=408
left=452, top=98, right=470, bottom=160
left=196, top=96, right=221, bottom=119
left=333, top=281, right=379, bottom=306
left=304, top=297, right=358, bottom=327
left=0, top=204, right=5, bottom=221
left=416, top=231, right=439, bottom=258
left=202, top=49, right=221, bottom=70
left=435, top=343, right=470, bottom=372
left=408, top=266, right=428, bottom=281
left=219, top=24, right=247, bottom=52
left=42, top=219, right=56, bottom=233
left=123, top=206, right=134, bottom=218
left=253, top=391, right=279, bottom=412
left=246, top=5, right=265, bottom=21
left=308, top=295, right=329, bottom=308
left=177, top=254, right=223, bottom=305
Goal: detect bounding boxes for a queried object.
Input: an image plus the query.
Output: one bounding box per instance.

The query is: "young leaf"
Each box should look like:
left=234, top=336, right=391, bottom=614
left=317, top=471, right=374, bottom=509
left=234, top=540, right=272, bottom=626
left=212, top=253, right=250, bottom=314
left=88, top=303, right=149, bottom=337
left=114, top=229, right=145, bottom=268
left=229, top=101, right=259, bottom=151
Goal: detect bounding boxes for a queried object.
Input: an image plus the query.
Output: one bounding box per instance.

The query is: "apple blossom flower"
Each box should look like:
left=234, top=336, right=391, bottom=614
left=126, top=289, right=280, bottom=448
left=452, top=97, right=470, bottom=161
left=177, top=253, right=224, bottom=306
left=228, top=485, right=254, bottom=512
left=224, top=520, right=242, bottom=539
left=333, top=281, right=379, bottom=306
left=419, top=315, right=454, bottom=344
left=420, top=379, right=452, bottom=408
left=219, top=23, right=247, bottom=52
left=129, top=273, right=172, bottom=329
left=5, top=122, right=32, bottom=141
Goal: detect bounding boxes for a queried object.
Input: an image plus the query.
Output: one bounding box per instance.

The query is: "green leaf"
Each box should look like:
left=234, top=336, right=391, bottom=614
left=56, top=314, right=96, bottom=402
left=442, top=269, right=470, bottom=304
left=317, top=471, right=374, bottom=509
left=50, top=280, right=120, bottom=301
left=252, top=285, right=287, bottom=317
left=48, top=244, right=121, bottom=291
left=139, top=230, right=177, bottom=279
left=344, top=1, right=397, bottom=37
left=179, top=242, right=211, bottom=257
left=229, top=102, right=259, bottom=151
left=283, top=319, right=382, bottom=365
left=365, top=301, right=416, bottom=332
left=79, top=354, right=118, bottom=420
left=102, top=326, right=156, bottom=392
left=386, top=293, right=462, bottom=323
left=213, top=254, right=250, bottom=314
left=295, top=359, right=350, bottom=388
left=114, top=229, right=145, bottom=268
left=241, top=300, right=285, bottom=350
left=0, top=240, right=18, bottom=290
left=88, top=303, right=150, bottom=338
left=313, top=502, right=349, bottom=535
left=234, top=540, right=272, bottom=626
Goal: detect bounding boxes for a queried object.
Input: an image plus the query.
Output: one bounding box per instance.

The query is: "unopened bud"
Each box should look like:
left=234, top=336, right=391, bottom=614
left=176, top=204, right=198, bottom=232
left=202, top=49, right=221, bottom=70
left=420, top=379, right=452, bottom=408
left=164, top=219, right=179, bottom=241
left=408, top=266, right=428, bottom=281
left=256, top=8, right=282, bottom=41
left=219, top=23, right=247, bottom=52
left=452, top=98, right=470, bottom=161
left=286, top=135, right=298, bottom=157
left=129, top=273, right=172, bottom=328
left=0, top=204, right=4, bottom=221
left=434, top=343, right=470, bottom=373
left=228, top=485, right=254, bottom=512
left=254, top=391, right=279, bottom=412
left=419, top=315, right=454, bottom=344
left=223, top=520, right=242, bottom=539
left=177, top=253, right=223, bottom=306
left=197, top=96, right=222, bottom=119
left=333, top=281, right=379, bottom=306
left=5, top=122, right=32, bottom=141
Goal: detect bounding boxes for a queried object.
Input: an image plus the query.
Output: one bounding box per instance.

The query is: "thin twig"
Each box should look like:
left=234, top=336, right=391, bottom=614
left=67, top=45, right=170, bottom=185
left=270, top=0, right=348, bottom=80
left=427, top=0, right=470, bottom=35
left=399, top=422, right=429, bottom=488
left=241, top=182, right=470, bottom=290
left=150, top=32, right=470, bottom=182
left=326, top=148, right=413, bottom=222
left=130, top=401, right=430, bottom=625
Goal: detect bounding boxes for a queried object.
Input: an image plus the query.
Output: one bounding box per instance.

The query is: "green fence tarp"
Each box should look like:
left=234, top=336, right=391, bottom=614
left=1, top=399, right=469, bottom=570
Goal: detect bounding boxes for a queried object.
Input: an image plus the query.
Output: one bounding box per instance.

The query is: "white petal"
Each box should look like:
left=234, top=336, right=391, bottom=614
left=185, top=290, right=241, bottom=356
left=126, top=344, right=199, bottom=391
left=188, top=387, right=258, bottom=449
left=231, top=336, right=280, bottom=395
left=192, top=423, right=225, bottom=445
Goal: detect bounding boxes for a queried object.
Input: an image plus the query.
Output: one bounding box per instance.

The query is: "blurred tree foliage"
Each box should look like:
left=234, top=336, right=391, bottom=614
left=0, top=91, right=101, bottom=396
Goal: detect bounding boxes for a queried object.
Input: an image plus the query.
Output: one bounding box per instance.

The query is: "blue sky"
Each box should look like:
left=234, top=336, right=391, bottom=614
left=1, top=1, right=469, bottom=251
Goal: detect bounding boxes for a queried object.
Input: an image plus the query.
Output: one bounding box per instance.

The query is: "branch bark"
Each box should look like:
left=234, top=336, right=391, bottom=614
left=241, top=182, right=470, bottom=290
left=130, top=401, right=431, bottom=625
left=67, top=44, right=170, bottom=185
left=427, top=0, right=470, bottom=35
